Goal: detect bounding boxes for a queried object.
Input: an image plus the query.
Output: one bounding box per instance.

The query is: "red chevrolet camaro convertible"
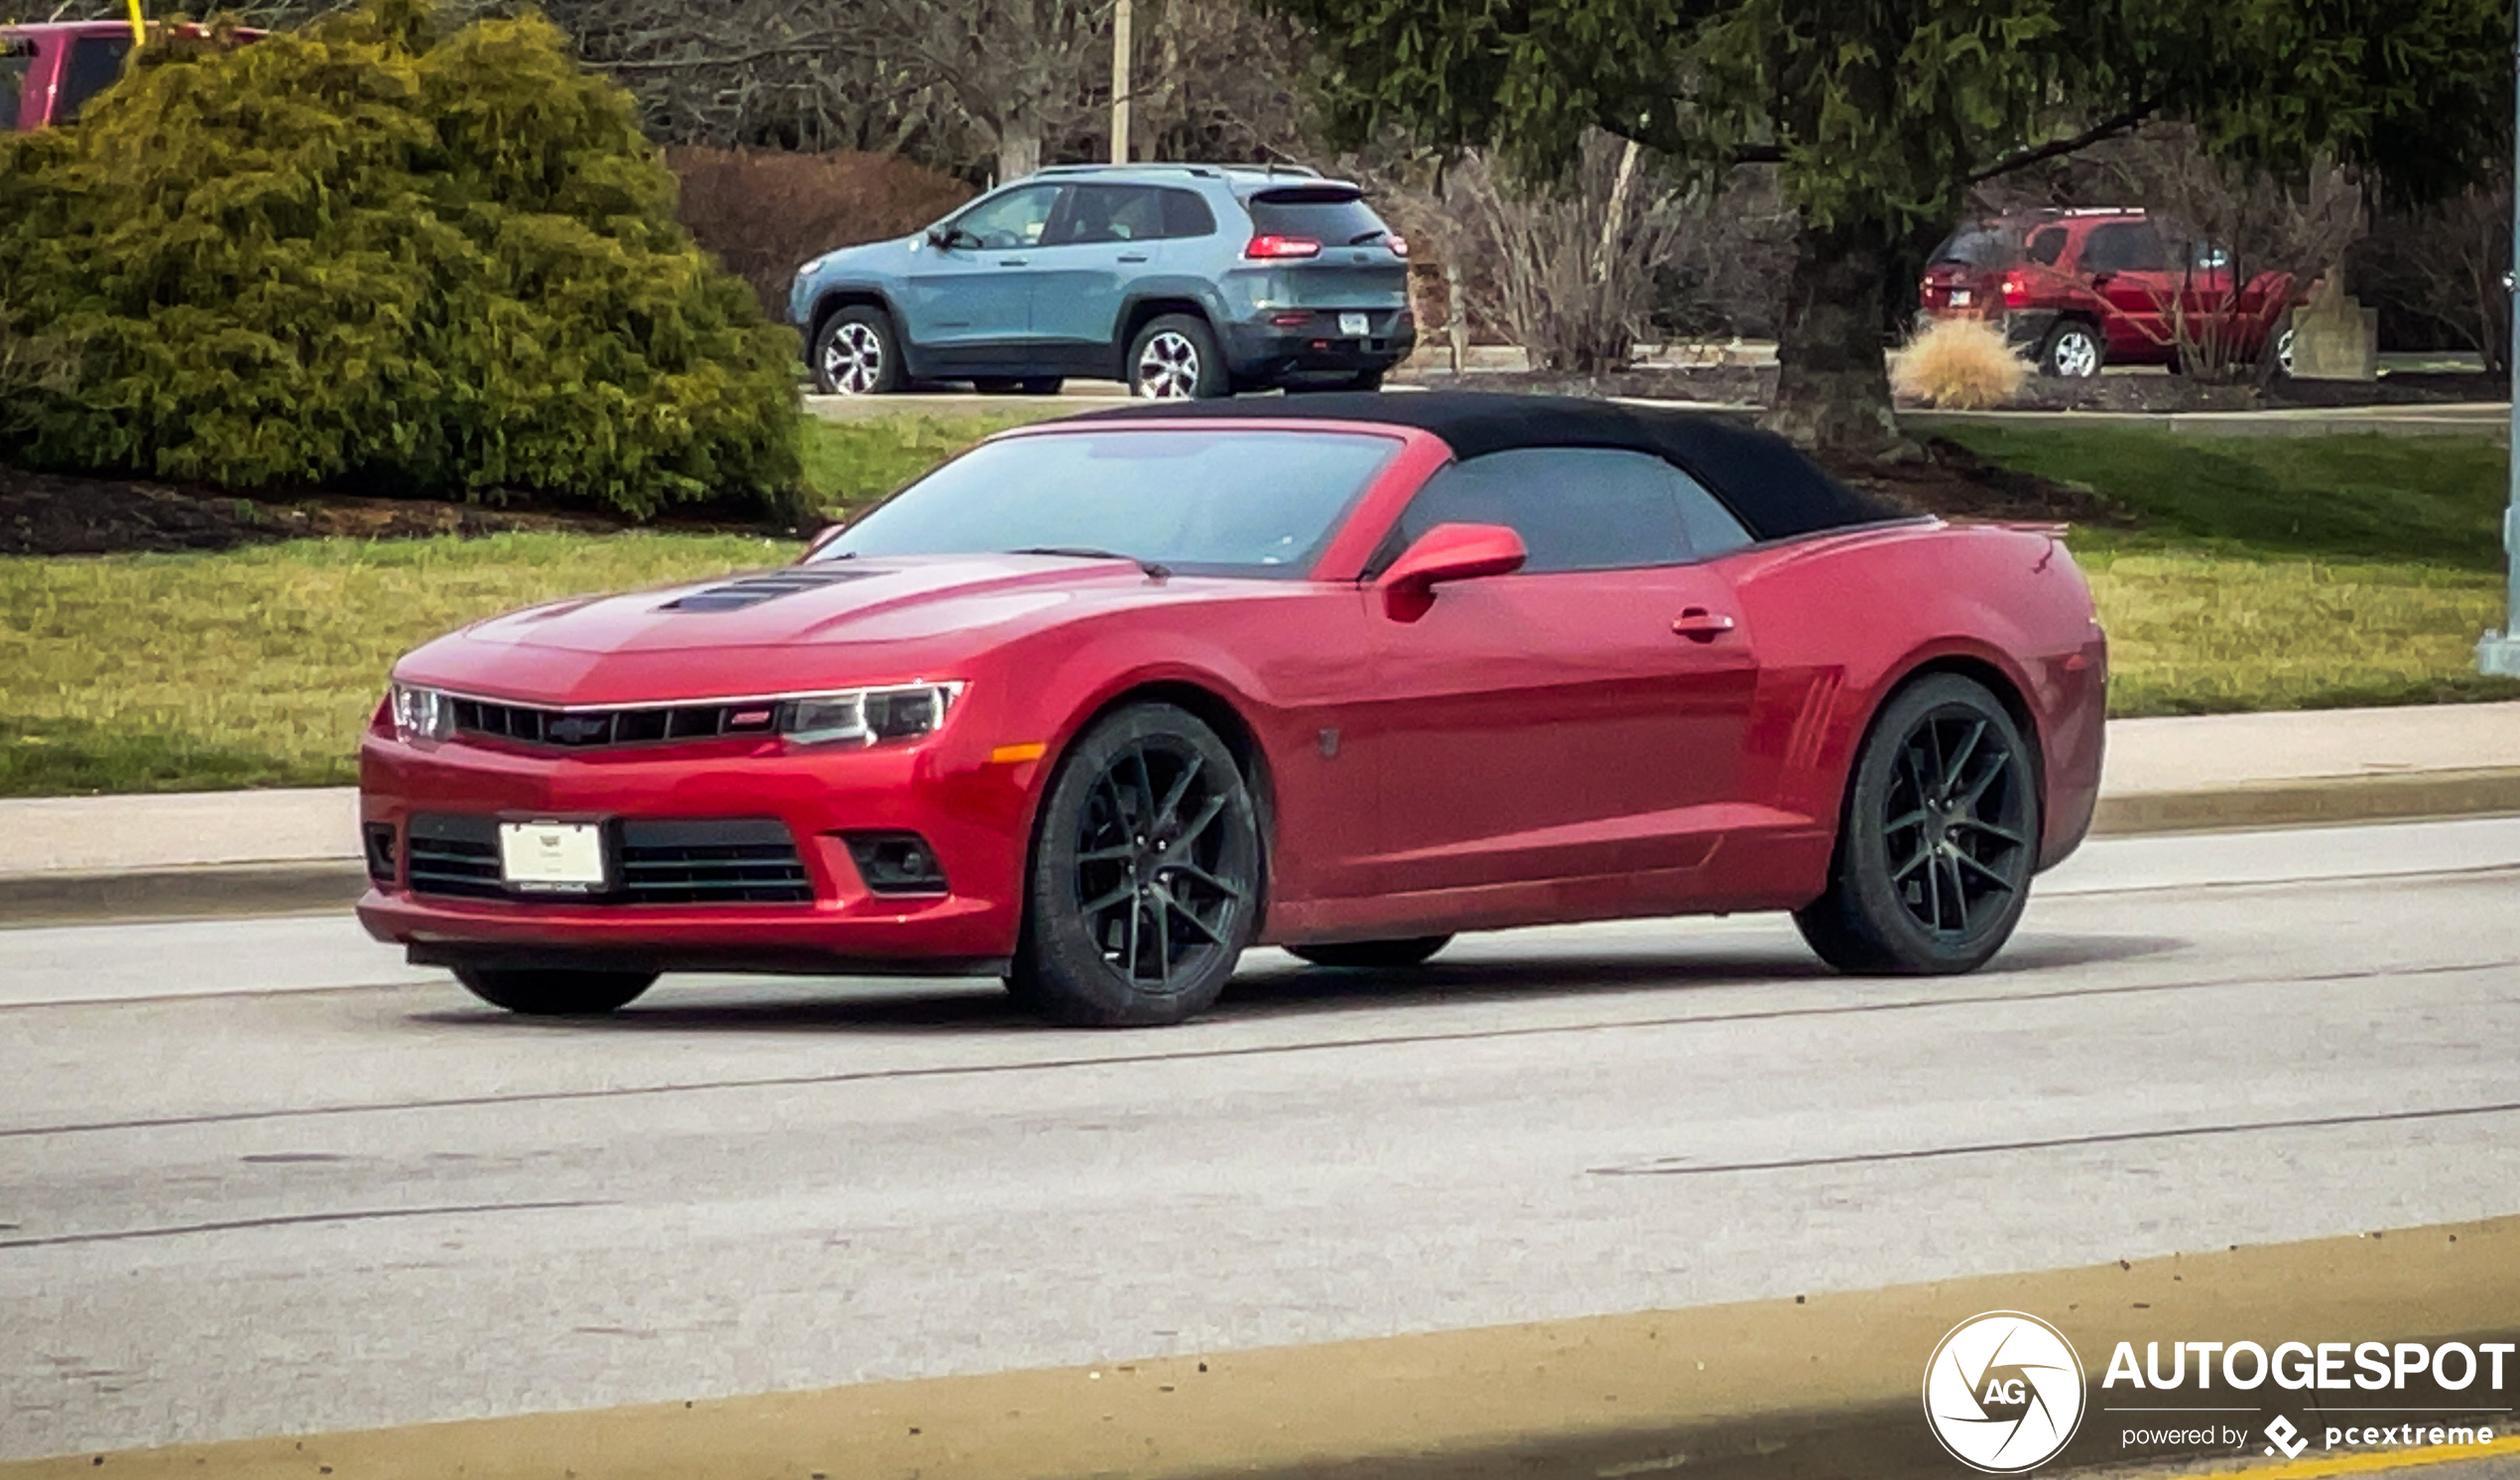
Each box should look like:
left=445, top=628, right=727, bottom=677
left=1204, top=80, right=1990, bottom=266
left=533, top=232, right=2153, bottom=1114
left=357, top=393, right=2107, bottom=1026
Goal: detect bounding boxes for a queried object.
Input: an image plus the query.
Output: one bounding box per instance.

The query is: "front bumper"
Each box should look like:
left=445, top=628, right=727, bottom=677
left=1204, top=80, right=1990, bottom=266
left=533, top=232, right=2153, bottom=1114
left=1222, top=311, right=1416, bottom=383
left=355, top=730, right=1036, bottom=976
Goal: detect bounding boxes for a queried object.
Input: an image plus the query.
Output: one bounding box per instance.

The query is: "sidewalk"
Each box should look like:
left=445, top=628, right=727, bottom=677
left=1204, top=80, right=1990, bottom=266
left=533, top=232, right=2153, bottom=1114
left=3, top=701, right=2516, bottom=924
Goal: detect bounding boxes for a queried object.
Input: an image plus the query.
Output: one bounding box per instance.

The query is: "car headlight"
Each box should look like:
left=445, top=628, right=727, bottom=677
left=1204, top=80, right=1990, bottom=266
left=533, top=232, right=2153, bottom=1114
left=391, top=683, right=453, bottom=744
left=783, top=682, right=962, bottom=748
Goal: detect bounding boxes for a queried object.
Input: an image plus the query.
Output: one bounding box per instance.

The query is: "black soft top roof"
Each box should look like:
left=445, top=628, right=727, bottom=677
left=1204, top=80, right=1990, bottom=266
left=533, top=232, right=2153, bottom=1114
left=1074, top=391, right=1905, bottom=542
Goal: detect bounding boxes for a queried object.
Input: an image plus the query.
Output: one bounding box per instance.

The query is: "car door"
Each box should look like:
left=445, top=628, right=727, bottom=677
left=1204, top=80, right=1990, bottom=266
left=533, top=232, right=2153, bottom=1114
left=1027, top=183, right=1169, bottom=368
left=1350, top=447, right=1762, bottom=896
left=2075, top=219, right=2175, bottom=361
left=901, top=184, right=1064, bottom=367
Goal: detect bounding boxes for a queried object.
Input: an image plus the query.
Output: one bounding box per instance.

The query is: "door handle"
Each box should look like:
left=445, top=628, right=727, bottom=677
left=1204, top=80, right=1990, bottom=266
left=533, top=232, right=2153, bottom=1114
left=1673, top=608, right=1736, bottom=642
left=1118, top=253, right=1150, bottom=264
left=998, top=258, right=1029, bottom=267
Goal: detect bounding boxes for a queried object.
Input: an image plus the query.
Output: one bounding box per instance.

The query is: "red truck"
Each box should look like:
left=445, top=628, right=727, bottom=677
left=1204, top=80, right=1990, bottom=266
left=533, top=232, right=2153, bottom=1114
left=1918, top=207, right=2298, bottom=379
left=3, top=20, right=254, bottom=132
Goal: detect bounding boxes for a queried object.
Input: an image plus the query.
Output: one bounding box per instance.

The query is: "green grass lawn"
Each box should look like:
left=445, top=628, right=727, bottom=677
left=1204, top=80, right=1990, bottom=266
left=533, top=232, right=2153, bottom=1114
left=1, top=534, right=789, bottom=796
left=2, top=417, right=2514, bottom=796
left=1937, top=425, right=2509, bottom=570
left=799, top=412, right=1037, bottom=516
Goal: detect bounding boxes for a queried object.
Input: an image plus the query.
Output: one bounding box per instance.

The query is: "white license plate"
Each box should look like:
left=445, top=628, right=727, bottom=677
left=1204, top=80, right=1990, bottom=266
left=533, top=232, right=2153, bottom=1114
left=1338, top=312, right=1370, bottom=336
left=1950, top=289, right=1973, bottom=308
left=499, top=821, right=606, bottom=891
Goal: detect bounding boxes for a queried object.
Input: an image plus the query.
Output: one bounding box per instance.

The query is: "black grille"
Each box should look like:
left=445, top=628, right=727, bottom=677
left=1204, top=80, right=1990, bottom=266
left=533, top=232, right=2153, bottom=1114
left=448, top=696, right=782, bottom=749
left=406, top=814, right=505, bottom=900
left=618, top=819, right=814, bottom=904
left=404, top=815, right=813, bottom=906
left=660, top=567, right=872, bottom=612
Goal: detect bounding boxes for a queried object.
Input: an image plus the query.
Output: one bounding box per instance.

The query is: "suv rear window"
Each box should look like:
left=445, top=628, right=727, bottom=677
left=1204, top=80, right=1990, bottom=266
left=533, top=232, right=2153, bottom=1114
left=0, top=45, right=30, bottom=131
left=1246, top=186, right=1390, bottom=247
left=1930, top=226, right=2017, bottom=269
left=58, top=33, right=131, bottom=123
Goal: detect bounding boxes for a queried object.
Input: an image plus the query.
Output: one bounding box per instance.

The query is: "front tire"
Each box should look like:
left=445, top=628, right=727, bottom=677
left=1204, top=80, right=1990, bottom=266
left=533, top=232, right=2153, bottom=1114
left=2036, top=320, right=2102, bottom=379
left=1793, top=675, right=2040, bottom=976
left=814, top=305, right=903, bottom=396
left=1128, top=313, right=1227, bottom=400
left=1015, top=703, right=1263, bottom=1026
left=454, top=966, right=657, bottom=1016
left=1288, top=935, right=1450, bottom=969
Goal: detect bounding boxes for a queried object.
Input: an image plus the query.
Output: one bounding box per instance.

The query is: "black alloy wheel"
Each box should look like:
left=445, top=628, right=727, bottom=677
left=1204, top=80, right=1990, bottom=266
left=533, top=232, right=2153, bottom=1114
left=1794, top=674, right=2040, bottom=975
left=453, top=966, right=658, bottom=1016
left=1013, top=704, right=1262, bottom=1026
left=1287, top=935, right=1451, bottom=969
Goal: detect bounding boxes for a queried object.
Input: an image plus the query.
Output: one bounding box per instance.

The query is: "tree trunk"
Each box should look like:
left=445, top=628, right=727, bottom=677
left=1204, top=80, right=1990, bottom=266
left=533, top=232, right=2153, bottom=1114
left=1762, top=214, right=1904, bottom=458
left=996, top=122, right=1043, bottom=185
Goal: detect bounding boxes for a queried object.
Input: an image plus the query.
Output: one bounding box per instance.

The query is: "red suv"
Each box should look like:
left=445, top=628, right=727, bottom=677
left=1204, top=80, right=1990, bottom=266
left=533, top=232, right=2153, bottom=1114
left=1919, top=208, right=2297, bottom=378
left=2, top=23, right=139, bottom=133
left=3, top=21, right=255, bottom=133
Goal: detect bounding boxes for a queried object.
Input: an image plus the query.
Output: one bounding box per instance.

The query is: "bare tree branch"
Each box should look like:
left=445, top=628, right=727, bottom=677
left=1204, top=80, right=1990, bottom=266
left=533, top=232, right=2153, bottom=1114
left=1969, top=99, right=2162, bottom=185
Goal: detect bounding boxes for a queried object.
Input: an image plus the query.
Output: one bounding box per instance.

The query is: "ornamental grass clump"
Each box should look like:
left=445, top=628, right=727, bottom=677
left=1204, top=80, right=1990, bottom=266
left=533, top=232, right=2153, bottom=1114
left=0, top=0, right=803, bottom=520
left=1890, top=316, right=2030, bottom=411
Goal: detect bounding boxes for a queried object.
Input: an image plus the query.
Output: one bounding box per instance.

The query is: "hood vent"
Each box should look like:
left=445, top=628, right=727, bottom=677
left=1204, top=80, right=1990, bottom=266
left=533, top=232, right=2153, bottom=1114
left=661, top=566, right=873, bottom=613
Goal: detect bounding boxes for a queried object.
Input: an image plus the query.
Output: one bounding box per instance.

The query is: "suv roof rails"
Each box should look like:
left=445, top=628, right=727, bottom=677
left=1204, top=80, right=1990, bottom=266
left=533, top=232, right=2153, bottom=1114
left=1029, top=161, right=1323, bottom=181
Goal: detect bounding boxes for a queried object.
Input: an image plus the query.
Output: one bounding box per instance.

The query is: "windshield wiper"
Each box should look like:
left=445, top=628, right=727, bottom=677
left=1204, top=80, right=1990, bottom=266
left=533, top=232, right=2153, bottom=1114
left=1348, top=230, right=1387, bottom=245
left=1009, top=547, right=1172, bottom=579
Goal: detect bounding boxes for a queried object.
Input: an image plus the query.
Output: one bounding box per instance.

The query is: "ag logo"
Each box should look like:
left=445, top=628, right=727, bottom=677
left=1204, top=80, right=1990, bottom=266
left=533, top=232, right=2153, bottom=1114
left=1924, top=1311, right=2087, bottom=1472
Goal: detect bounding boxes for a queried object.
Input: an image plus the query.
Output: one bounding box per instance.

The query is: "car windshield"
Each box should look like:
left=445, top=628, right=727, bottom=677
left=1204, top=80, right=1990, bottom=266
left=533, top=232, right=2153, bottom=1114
left=818, top=428, right=1400, bottom=577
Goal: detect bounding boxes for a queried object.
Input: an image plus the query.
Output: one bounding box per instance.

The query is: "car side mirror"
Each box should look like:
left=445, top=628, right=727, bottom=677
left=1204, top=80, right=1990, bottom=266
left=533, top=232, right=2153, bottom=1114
left=1376, top=522, right=1526, bottom=622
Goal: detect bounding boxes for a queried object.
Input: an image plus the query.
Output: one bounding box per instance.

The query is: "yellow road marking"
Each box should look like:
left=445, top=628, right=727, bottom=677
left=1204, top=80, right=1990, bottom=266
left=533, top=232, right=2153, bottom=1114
left=8, top=1216, right=2517, bottom=1479
left=2157, top=1433, right=2520, bottom=1480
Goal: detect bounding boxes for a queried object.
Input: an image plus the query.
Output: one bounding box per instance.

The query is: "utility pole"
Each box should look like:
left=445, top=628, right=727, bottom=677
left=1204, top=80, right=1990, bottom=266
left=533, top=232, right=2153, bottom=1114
left=2487, top=0, right=2520, bottom=677
left=1110, top=0, right=1133, bottom=165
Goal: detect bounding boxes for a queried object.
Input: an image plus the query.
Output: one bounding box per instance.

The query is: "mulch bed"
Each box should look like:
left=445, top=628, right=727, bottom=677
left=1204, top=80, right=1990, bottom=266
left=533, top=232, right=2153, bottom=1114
left=1410, top=363, right=2508, bottom=414
left=1820, top=436, right=2137, bottom=529
left=0, top=464, right=803, bottom=557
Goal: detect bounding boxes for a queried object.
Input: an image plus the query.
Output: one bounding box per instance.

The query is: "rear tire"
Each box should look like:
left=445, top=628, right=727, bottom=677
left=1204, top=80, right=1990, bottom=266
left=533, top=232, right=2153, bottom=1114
left=1127, top=313, right=1227, bottom=400
left=1288, top=935, right=1450, bottom=969
left=1015, top=703, right=1263, bottom=1026
left=454, top=966, right=657, bottom=1016
left=1793, top=675, right=2040, bottom=976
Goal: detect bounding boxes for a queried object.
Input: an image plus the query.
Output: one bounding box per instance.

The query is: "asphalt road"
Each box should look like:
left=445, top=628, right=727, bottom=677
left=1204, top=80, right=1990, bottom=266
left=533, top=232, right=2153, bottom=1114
left=4, top=817, right=2518, bottom=1461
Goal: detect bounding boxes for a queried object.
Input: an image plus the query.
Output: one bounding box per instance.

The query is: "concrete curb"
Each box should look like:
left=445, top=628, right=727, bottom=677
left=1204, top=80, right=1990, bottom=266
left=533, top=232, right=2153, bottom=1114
left=2092, top=767, right=2520, bottom=837
left=8, top=1216, right=2513, bottom=1479
left=5, top=770, right=2517, bottom=928
left=0, top=862, right=369, bottom=928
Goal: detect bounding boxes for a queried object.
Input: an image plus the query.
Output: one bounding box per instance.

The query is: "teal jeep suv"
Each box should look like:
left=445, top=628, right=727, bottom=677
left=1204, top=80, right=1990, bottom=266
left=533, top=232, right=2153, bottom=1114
left=787, top=164, right=1416, bottom=399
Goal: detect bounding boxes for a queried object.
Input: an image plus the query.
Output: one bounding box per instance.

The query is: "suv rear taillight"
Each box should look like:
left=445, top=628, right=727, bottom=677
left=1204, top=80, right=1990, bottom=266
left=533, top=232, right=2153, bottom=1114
left=2001, top=273, right=2030, bottom=309
left=1245, top=234, right=1323, bottom=260
left=1387, top=234, right=1409, bottom=258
